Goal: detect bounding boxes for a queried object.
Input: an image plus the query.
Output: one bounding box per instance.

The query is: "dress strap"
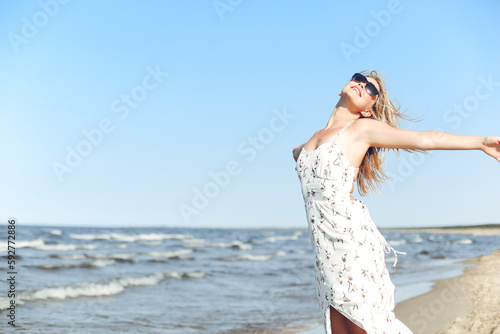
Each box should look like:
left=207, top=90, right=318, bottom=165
left=335, top=121, right=355, bottom=139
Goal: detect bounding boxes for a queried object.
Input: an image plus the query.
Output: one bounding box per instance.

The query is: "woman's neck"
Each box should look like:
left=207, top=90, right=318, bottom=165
left=324, top=102, right=360, bottom=130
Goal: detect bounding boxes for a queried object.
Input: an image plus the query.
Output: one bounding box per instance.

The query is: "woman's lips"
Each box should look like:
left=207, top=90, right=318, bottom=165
left=351, top=86, right=361, bottom=97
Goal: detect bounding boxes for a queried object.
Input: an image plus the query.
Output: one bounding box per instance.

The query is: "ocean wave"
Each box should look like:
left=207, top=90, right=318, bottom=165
left=290, top=250, right=308, bottom=254
left=252, top=231, right=303, bottom=244
left=147, top=256, right=194, bottom=263
left=36, top=244, right=98, bottom=251
left=50, top=249, right=194, bottom=263
left=68, top=232, right=193, bottom=242
left=183, top=240, right=252, bottom=251
left=145, top=249, right=193, bottom=259
left=0, top=271, right=206, bottom=310
left=183, top=238, right=205, bottom=243
left=32, top=259, right=117, bottom=270
left=138, top=240, right=163, bottom=246
left=217, top=251, right=287, bottom=262
left=51, top=252, right=138, bottom=262
left=453, top=239, right=474, bottom=244
left=104, top=243, right=128, bottom=249
left=83, top=252, right=138, bottom=261
left=0, top=298, right=24, bottom=311
left=409, top=235, right=424, bottom=243
left=444, top=238, right=474, bottom=245
left=50, top=229, right=62, bottom=235
left=68, top=233, right=111, bottom=240
left=387, top=239, right=406, bottom=246
left=0, top=238, right=44, bottom=251
left=0, top=238, right=97, bottom=252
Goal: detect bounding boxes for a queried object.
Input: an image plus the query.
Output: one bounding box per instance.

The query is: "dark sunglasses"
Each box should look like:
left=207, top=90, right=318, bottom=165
left=351, top=73, right=380, bottom=97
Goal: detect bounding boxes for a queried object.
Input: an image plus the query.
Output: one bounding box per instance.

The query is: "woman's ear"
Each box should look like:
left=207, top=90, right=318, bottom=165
left=361, top=109, right=372, bottom=118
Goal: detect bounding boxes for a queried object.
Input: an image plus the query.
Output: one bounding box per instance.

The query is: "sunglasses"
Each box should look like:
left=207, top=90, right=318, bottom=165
left=351, top=73, right=380, bottom=97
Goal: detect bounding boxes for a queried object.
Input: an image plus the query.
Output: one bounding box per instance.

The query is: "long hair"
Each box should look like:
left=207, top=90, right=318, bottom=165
left=356, top=70, right=424, bottom=196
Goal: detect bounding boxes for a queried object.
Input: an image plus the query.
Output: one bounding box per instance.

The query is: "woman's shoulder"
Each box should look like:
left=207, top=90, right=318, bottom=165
left=351, top=118, right=381, bottom=131
left=349, top=118, right=393, bottom=141
left=354, top=118, right=382, bottom=126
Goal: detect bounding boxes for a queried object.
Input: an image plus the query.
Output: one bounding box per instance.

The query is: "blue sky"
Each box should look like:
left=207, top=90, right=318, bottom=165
left=1, top=0, right=499, bottom=228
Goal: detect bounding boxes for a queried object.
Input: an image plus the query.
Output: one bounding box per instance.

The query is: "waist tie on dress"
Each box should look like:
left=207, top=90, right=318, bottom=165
left=365, top=219, right=407, bottom=267
left=383, top=243, right=406, bottom=267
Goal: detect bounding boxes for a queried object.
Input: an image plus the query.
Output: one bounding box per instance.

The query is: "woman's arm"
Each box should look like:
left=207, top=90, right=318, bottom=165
left=292, top=143, right=305, bottom=162
left=358, top=118, right=500, bottom=161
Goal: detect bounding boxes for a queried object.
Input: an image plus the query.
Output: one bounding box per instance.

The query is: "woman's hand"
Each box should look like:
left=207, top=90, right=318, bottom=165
left=482, top=136, right=500, bottom=162
left=292, top=144, right=304, bottom=162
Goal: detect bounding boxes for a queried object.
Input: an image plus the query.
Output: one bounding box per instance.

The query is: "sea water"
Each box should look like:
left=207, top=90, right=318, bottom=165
left=0, top=225, right=499, bottom=333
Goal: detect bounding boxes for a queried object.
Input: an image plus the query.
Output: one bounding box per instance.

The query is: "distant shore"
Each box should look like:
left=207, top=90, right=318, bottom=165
left=381, top=223, right=500, bottom=235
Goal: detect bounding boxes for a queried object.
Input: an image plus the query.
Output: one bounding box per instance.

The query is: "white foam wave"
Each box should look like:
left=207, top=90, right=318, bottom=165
left=183, top=240, right=252, bottom=251
left=0, top=238, right=97, bottom=252
left=52, top=252, right=138, bottom=261
left=454, top=239, right=474, bottom=244
left=253, top=231, right=303, bottom=244
left=85, top=252, right=138, bottom=261
left=51, top=249, right=194, bottom=262
left=50, top=229, right=62, bottom=235
left=36, top=244, right=98, bottom=251
left=69, top=232, right=193, bottom=242
left=387, top=239, right=406, bottom=246
left=34, top=259, right=117, bottom=270
left=146, top=249, right=193, bottom=259
left=218, top=251, right=287, bottom=262
left=69, top=233, right=111, bottom=240
left=0, top=298, right=24, bottom=311
left=2, top=271, right=206, bottom=308
left=0, top=238, right=44, bottom=252
left=410, top=235, right=423, bottom=243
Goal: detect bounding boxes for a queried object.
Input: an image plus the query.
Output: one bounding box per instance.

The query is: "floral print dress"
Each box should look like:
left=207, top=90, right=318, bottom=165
left=295, top=122, right=412, bottom=334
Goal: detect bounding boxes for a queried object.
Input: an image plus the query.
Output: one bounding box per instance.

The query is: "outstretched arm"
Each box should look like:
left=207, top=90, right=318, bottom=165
left=358, top=118, right=500, bottom=162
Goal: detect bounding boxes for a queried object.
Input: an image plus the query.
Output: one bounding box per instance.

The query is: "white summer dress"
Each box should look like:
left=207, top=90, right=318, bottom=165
left=295, top=122, right=412, bottom=334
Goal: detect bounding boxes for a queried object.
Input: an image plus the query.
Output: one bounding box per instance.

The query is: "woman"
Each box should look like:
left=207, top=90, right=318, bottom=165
left=292, top=70, right=500, bottom=334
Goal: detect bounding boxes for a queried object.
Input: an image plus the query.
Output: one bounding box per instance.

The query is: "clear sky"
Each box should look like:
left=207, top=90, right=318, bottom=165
left=1, top=0, right=499, bottom=229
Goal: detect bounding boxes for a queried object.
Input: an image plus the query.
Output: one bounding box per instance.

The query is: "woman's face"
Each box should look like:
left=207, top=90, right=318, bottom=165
left=340, top=76, right=380, bottom=112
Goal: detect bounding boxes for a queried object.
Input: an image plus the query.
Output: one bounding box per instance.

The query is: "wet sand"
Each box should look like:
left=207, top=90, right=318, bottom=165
left=395, top=249, right=500, bottom=333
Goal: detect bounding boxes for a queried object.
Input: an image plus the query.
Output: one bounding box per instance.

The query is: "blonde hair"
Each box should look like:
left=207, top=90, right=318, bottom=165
left=356, top=70, right=424, bottom=196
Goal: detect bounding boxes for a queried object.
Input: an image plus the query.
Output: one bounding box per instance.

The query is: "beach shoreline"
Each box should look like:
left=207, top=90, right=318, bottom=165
left=381, top=223, right=500, bottom=236
left=395, top=248, right=500, bottom=334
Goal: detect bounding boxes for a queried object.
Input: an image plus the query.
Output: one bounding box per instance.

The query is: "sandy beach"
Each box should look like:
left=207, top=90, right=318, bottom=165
left=396, top=248, right=500, bottom=334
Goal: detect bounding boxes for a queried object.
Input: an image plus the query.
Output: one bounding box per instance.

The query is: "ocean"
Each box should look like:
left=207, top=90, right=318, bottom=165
left=1, top=225, right=500, bottom=333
